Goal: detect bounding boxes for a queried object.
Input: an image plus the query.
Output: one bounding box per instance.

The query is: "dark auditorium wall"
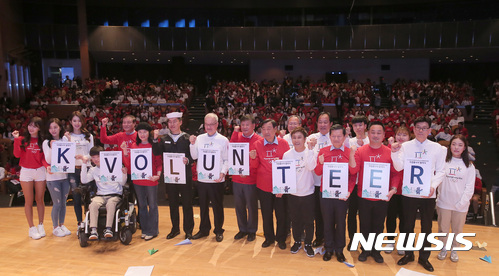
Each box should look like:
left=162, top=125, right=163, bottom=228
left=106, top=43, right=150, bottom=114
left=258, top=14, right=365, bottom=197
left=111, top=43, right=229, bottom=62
left=430, top=62, right=499, bottom=94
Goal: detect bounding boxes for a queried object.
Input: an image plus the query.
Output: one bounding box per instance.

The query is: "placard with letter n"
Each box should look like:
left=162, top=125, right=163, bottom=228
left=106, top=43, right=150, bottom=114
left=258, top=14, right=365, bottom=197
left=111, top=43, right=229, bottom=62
left=272, top=159, right=296, bottom=194
left=163, top=153, right=186, bottom=184
left=51, top=141, right=76, bottom=173
left=402, top=158, right=432, bottom=196
left=322, top=162, right=349, bottom=199
left=228, top=143, right=249, bottom=176
left=197, top=148, right=221, bottom=181
left=361, top=162, right=390, bottom=200
left=100, top=151, right=123, bottom=183
left=130, top=148, right=153, bottom=180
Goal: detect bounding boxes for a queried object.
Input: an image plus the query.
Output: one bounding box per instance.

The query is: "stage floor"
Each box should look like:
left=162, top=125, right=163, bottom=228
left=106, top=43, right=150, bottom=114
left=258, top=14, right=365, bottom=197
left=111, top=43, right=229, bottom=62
left=0, top=206, right=497, bottom=275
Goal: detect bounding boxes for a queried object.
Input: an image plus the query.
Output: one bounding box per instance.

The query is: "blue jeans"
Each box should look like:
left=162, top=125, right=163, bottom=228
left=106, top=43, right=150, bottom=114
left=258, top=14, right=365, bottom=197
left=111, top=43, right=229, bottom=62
left=46, top=178, right=70, bottom=228
left=69, top=168, right=82, bottom=222
left=134, top=184, right=159, bottom=236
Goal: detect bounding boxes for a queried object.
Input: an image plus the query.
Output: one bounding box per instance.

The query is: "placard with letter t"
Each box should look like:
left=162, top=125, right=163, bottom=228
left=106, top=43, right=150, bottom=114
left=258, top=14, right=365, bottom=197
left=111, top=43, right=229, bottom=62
left=100, top=151, right=123, bottom=183
left=361, top=162, right=390, bottom=200
left=228, top=143, right=249, bottom=176
left=322, top=162, right=349, bottom=199
left=51, top=141, right=76, bottom=173
left=402, top=158, right=432, bottom=196
left=272, top=159, right=296, bottom=194
left=163, top=153, right=186, bottom=184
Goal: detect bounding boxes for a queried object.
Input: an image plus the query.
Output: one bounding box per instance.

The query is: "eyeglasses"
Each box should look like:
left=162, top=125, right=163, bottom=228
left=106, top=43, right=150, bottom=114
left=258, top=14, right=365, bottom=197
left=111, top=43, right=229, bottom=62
left=415, top=127, right=429, bottom=131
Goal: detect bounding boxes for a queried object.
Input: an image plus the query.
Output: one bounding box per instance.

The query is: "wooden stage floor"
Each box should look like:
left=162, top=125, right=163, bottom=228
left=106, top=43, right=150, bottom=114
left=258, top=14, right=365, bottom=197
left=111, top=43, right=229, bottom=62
left=0, top=206, right=497, bottom=275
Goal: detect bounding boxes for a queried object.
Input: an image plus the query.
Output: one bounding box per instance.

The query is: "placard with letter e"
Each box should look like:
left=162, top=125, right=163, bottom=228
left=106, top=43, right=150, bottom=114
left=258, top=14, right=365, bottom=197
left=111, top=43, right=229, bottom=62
left=228, top=143, right=249, bottom=176
left=100, top=151, right=123, bottom=183
left=163, top=153, right=186, bottom=184
left=322, top=162, right=349, bottom=199
left=402, top=158, right=432, bottom=196
left=197, top=148, right=221, bottom=181
left=130, top=148, right=153, bottom=180
left=50, top=141, right=76, bottom=173
left=272, top=159, right=296, bottom=194
left=361, top=162, right=390, bottom=200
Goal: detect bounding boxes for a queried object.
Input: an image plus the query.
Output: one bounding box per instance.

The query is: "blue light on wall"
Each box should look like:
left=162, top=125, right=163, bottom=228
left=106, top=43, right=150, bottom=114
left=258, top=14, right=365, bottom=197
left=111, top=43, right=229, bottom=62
left=141, top=20, right=150, bottom=27
left=123, top=21, right=129, bottom=26
left=104, top=21, right=109, bottom=26
left=207, top=19, right=210, bottom=27
left=175, top=19, right=185, bottom=28
left=189, top=19, right=195, bottom=28
left=159, top=20, right=169, bottom=27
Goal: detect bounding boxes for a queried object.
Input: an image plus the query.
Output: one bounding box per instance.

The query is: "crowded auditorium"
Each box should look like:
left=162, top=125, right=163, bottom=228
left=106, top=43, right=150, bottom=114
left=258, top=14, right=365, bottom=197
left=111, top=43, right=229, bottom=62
left=0, top=0, right=498, bottom=275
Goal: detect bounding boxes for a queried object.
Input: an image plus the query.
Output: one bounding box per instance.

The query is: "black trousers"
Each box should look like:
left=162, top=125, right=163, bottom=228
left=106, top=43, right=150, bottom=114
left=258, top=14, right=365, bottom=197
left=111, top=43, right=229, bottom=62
left=358, top=198, right=389, bottom=253
left=314, top=186, right=324, bottom=241
left=168, top=181, right=194, bottom=235
left=386, top=194, right=404, bottom=240
left=257, top=189, right=287, bottom=243
left=233, top=182, right=258, bottom=233
left=400, top=197, right=436, bottom=260
left=289, top=194, right=315, bottom=244
left=197, top=181, right=225, bottom=235
left=347, top=185, right=359, bottom=240
left=321, top=197, right=348, bottom=253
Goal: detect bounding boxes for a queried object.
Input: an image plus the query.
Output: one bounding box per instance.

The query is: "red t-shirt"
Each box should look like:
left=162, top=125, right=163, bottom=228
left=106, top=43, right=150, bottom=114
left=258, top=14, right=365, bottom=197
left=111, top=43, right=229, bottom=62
left=250, top=137, right=290, bottom=192
left=230, top=131, right=263, bottom=185
left=314, top=146, right=356, bottom=194
left=123, top=143, right=162, bottom=186
left=13, top=137, right=44, bottom=169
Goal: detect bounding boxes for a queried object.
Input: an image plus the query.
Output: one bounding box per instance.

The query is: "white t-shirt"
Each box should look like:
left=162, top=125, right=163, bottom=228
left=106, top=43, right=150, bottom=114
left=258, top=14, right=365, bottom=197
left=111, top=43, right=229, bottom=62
left=283, top=148, right=316, bottom=197
left=437, top=157, right=476, bottom=212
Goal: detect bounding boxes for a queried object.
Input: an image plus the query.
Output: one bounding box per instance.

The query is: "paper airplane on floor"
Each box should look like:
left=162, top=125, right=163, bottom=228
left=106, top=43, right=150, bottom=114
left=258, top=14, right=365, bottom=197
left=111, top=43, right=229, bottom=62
left=175, top=239, right=192, bottom=246
left=480, top=255, right=492, bottom=263
left=148, top=248, right=158, bottom=255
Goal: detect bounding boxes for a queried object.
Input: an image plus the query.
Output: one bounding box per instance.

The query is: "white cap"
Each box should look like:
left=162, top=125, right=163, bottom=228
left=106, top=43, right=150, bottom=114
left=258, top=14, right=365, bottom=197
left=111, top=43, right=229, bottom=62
left=166, top=112, right=183, bottom=119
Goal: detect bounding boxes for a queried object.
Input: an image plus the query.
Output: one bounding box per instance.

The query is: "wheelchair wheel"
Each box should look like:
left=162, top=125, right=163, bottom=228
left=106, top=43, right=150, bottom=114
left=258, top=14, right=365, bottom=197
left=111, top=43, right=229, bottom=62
left=79, top=230, right=88, bottom=247
left=120, top=228, right=132, bottom=245
left=129, top=209, right=137, bottom=234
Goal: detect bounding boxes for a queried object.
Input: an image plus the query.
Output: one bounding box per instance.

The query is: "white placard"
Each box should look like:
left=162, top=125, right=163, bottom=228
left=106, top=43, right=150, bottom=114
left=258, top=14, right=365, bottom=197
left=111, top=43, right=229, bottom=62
left=228, top=143, right=250, bottom=176
left=322, top=162, right=349, bottom=199
left=163, top=153, right=186, bottom=184
left=130, top=148, right=153, bottom=180
left=100, top=151, right=123, bottom=183
left=361, top=162, right=390, bottom=200
left=402, top=158, right=432, bottom=196
left=50, top=141, right=76, bottom=173
left=197, top=148, right=221, bottom=181
left=272, top=159, right=296, bottom=194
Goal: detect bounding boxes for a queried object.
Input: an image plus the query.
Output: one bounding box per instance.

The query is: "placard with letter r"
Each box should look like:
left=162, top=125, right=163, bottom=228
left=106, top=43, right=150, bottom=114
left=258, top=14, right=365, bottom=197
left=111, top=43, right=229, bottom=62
left=402, top=158, right=432, bottom=196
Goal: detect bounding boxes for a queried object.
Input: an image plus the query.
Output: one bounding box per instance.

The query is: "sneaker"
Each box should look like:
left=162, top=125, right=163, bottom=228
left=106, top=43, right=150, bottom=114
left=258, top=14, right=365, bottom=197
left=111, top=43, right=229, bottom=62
left=437, top=249, right=447, bottom=260
left=384, top=243, right=394, bottom=253
left=141, top=233, right=146, bottom=239
left=450, top=250, right=458, bottom=262
left=304, top=244, right=315, bottom=257
left=53, top=227, right=66, bottom=237
left=290, top=242, right=302, bottom=254
left=104, top=228, right=113, bottom=238
left=37, top=223, right=46, bottom=237
left=60, top=225, right=71, bottom=236
left=29, top=226, right=42, bottom=240
left=89, top=228, right=98, bottom=240
left=144, top=235, right=157, bottom=241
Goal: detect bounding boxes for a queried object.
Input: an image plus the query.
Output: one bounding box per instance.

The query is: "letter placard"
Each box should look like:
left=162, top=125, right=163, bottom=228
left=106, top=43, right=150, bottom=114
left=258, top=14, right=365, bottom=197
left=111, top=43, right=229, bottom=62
left=197, top=148, right=221, bottom=181
left=163, top=153, right=186, bottom=184
left=130, top=148, right=153, bottom=180
left=402, top=158, right=432, bottom=196
left=228, top=143, right=249, bottom=176
left=322, top=162, right=349, bottom=199
left=272, top=159, right=296, bottom=194
left=361, top=162, right=390, bottom=200
left=100, top=151, right=123, bottom=183
left=51, top=141, right=76, bottom=173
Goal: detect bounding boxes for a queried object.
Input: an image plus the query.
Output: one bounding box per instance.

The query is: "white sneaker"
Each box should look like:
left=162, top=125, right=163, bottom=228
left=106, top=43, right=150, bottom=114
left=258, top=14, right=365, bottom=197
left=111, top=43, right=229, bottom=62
left=60, top=225, right=71, bottom=236
left=37, top=223, right=46, bottom=237
left=450, top=250, right=458, bottom=262
left=53, top=227, right=66, bottom=237
left=437, top=249, right=447, bottom=260
left=384, top=243, right=394, bottom=253
left=29, top=226, right=42, bottom=240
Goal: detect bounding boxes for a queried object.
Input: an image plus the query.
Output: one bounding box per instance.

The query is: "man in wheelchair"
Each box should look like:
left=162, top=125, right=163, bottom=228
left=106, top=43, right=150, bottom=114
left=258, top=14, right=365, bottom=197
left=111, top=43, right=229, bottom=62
left=79, top=146, right=127, bottom=240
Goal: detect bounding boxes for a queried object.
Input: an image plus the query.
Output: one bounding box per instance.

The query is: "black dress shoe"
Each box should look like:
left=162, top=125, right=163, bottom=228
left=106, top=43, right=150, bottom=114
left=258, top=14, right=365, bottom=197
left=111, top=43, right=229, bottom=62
left=323, top=251, right=333, bottom=261
left=262, top=240, right=274, bottom=248
left=397, top=254, right=415, bottom=265
left=278, top=241, right=287, bottom=250
left=336, top=252, right=346, bottom=263
left=372, top=251, right=384, bottom=263
left=312, top=238, right=324, bottom=247
left=185, top=233, right=193, bottom=240
left=191, top=231, right=209, bottom=240
left=247, top=233, right=256, bottom=242
left=215, top=233, right=224, bottom=242
left=358, top=251, right=370, bottom=262
left=234, top=231, right=247, bottom=240
left=166, top=230, right=180, bottom=240
left=418, top=258, right=434, bottom=272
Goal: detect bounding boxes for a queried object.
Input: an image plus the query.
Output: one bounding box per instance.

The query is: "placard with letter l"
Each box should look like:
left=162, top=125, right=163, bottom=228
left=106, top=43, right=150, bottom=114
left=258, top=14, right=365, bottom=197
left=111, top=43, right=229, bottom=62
left=402, top=158, right=432, bottom=196
left=197, top=148, right=221, bottom=181
left=100, top=151, right=123, bottom=183
left=163, top=153, right=186, bottom=184
left=130, top=148, right=153, bottom=180
left=361, top=162, right=390, bottom=200
left=228, top=143, right=249, bottom=175
left=322, top=162, right=349, bottom=199
left=51, top=141, right=76, bottom=173
left=272, top=159, right=296, bottom=194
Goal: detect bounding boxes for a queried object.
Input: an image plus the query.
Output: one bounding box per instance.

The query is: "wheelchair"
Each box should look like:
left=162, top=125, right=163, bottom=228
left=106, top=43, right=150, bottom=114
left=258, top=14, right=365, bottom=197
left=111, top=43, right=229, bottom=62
left=77, top=183, right=137, bottom=247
